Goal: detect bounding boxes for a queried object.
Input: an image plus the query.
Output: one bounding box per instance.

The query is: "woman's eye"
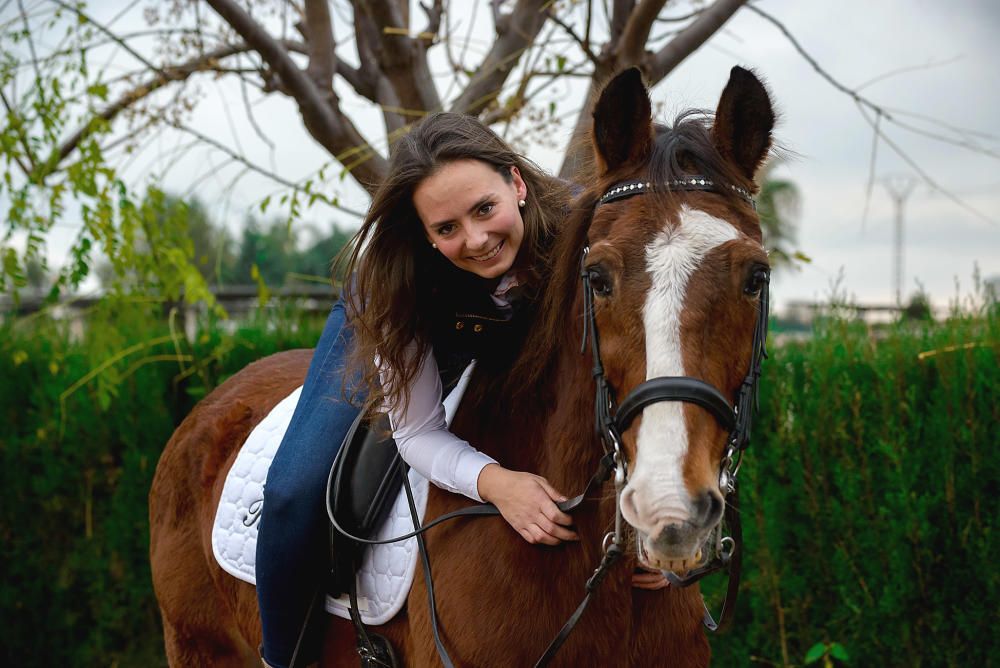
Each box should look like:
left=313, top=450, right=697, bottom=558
left=436, top=224, right=455, bottom=237
left=477, top=202, right=495, bottom=216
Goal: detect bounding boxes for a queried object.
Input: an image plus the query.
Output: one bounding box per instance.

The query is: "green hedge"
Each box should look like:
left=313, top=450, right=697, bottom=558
left=1, top=300, right=996, bottom=666
left=710, top=307, right=999, bottom=667
left=0, top=301, right=326, bottom=666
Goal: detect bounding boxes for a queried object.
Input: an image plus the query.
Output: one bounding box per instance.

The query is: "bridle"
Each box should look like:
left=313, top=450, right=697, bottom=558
left=580, top=174, right=770, bottom=632
left=326, top=174, right=770, bottom=666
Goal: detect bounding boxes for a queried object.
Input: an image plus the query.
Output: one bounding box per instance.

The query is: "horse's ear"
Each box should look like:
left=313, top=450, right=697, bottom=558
left=592, top=68, right=653, bottom=173
left=712, top=66, right=775, bottom=181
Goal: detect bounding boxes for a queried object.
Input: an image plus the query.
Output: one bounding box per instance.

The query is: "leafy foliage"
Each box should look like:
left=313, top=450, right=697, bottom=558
left=2, top=301, right=996, bottom=665
left=709, top=302, right=999, bottom=666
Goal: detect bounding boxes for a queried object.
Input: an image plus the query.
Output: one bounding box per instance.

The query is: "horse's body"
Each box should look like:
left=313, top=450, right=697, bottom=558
left=150, top=67, right=775, bottom=667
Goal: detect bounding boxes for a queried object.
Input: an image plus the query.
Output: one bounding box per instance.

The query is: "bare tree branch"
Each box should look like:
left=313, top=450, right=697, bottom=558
left=619, top=0, right=668, bottom=66
left=746, top=4, right=997, bottom=226
left=451, top=0, right=550, bottom=116
left=357, top=0, right=442, bottom=114
left=646, top=0, right=747, bottom=82
left=546, top=9, right=600, bottom=66
left=351, top=6, right=408, bottom=135
left=607, top=0, right=636, bottom=52
left=0, top=88, right=36, bottom=176
left=419, top=0, right=444, bottom=45
left=47, top=43, right=262, bottom=178
left=302, top=0, right=336, bottom=98
left=206, top=0, right=388, bottom=192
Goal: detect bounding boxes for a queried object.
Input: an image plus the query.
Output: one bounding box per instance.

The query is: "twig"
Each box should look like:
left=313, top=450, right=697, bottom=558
left=546, top=9, right=599, bottom=66
left=856, top=103, right=996, bottom=225
left=238, top=55, right=277, bottom=172
left=860, top=109, right=881, bottom=230
left=747, top=3, right=998, bottom=226
left=855, top=55, right=964, bottom=92
left=0, top=88, right=36, bottom=175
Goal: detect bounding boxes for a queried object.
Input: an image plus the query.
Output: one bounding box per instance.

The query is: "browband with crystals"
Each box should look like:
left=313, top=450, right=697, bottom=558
left=598, top=175, right=756, bottom=210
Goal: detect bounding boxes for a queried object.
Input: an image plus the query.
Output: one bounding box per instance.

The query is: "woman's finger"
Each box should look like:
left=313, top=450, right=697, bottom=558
left=537, top=517, right=579, bottom=542
left=527, top=523, right=560, bottom=546
left=536, top=477, right=569, bottom=505
left=541, top=502, right=574, bottom=527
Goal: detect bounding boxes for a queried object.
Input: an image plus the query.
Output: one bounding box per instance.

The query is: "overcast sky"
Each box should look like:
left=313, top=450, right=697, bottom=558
left=10, top=0, right=999, bottom=311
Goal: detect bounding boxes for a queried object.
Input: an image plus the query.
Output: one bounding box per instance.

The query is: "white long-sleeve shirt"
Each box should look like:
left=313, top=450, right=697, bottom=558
left=382, top=346, right=497, bottom=502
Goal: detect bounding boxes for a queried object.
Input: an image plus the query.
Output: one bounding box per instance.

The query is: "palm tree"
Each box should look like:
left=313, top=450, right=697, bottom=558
left=756, top=159, right=808, bottom=272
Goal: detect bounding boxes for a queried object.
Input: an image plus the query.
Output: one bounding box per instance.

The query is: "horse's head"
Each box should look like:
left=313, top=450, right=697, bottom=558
left=583, top=67, right=774, bottom=573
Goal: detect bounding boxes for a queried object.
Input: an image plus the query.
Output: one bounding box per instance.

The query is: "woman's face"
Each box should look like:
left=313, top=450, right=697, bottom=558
left=414, top=159, right=527, bottom=280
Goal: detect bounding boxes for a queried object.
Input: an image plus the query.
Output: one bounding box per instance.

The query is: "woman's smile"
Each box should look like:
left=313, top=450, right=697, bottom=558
left=469, top=240, right=504, bottom=262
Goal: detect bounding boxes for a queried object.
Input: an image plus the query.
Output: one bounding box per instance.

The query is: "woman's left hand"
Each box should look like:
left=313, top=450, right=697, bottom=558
left=631, top=567, right=670, bottom=590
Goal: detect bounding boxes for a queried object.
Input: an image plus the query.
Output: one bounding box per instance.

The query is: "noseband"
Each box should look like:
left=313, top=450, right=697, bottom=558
left=582, top=175, right=770, bottom=632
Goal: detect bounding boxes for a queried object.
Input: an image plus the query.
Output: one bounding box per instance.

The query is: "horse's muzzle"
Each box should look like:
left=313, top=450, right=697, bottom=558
left=630, top=489, right=724, bottom=570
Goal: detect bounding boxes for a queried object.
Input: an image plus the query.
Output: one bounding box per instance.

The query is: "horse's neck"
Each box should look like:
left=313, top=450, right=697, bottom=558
left=536, top=345, right=606, bottom=494
left=468, top=326, right=603, bottom=498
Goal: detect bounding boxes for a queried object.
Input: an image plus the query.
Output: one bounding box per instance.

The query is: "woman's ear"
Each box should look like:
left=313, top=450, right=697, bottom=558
left=510, top=165, right=527, bottom=200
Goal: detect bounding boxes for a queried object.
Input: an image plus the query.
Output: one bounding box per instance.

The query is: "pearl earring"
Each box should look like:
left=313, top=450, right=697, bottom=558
left=431, top=243, right=437, bottom=249
left=518, top=199, right=526, bottom=208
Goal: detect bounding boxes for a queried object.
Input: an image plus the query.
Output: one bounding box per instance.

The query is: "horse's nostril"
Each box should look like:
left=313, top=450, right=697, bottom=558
left=694, top=490, right=724, bottom=526
left=620, top=488, right=639, bottom=522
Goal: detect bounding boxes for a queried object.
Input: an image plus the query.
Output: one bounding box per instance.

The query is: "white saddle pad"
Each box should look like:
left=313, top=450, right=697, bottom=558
left=211, top=362, right=475, bottom=625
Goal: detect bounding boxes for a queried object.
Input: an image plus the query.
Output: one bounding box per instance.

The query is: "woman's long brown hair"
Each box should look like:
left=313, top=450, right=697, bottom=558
left=335, top=112, right=571, bottom=415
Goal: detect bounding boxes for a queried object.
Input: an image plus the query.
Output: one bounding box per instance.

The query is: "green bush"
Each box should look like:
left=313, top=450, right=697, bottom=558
left=0, top=300, right=326, bottom=666
left=1, top=299, right=996, bottom=666
left=710, top=305, right=999, bottom=667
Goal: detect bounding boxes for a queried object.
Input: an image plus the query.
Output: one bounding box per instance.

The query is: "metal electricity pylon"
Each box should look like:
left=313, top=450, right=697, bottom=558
left=881, top=175, right=918, bottom=306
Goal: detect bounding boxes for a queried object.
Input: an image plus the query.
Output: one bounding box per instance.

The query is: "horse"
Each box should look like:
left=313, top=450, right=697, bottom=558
left=149, top=65, right=775, bottom=667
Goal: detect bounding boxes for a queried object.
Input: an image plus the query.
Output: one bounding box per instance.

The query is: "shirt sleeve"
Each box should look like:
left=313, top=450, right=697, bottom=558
left=381, top=345, right=497, bottom=502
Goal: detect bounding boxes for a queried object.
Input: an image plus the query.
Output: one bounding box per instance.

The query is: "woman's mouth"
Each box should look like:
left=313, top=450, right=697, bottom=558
left=470, top=240, right=504, bottom=262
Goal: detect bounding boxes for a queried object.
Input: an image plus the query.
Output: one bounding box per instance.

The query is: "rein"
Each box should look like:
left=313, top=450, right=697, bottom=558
left=327, top=175, right=768, bottom=666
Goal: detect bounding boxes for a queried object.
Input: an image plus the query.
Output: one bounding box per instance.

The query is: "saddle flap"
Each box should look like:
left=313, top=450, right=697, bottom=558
left=330, top=411, right=404, bottom=540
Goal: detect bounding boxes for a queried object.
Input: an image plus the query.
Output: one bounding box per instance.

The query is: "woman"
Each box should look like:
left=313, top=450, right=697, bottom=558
left=256, top=112, right=664, bottom=668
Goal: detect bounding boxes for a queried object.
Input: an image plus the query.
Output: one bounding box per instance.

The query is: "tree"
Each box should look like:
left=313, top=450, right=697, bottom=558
left=1, top=1, right=986, bottom=302
left=0, top=0, right=750, bottom=302
left=756, top=159, right=807, bottom=272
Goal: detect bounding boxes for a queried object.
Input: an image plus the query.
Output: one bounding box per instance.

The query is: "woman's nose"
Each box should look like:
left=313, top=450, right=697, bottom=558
left=466, top=224, right=489, bottom=250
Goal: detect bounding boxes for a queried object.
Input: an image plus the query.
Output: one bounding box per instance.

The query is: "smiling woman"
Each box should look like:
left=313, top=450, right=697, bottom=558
left=247, top=112, right=585, bottom=667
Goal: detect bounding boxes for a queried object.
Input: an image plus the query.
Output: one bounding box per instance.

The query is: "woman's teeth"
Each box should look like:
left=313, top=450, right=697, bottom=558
left=472, top=240, right=503, bottom=261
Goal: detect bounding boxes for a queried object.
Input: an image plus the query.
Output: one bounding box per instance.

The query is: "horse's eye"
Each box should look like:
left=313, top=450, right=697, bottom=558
left=744, top=267, right=769, bottom=296
left=588, top=268, right=613, bottom=298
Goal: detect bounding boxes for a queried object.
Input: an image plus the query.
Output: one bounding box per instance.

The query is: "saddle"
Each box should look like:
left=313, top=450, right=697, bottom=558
left=326, top=409, right=404, bottom=597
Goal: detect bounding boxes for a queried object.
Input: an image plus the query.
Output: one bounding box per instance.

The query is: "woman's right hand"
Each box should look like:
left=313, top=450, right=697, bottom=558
left=476, top=464, right=579, bottom=545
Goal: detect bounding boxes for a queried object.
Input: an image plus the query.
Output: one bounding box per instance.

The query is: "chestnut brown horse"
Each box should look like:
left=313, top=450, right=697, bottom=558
left=150, top=66, right=775, bottom=667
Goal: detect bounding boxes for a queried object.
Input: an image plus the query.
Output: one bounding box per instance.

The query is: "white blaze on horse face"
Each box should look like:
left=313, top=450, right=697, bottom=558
left=623, top=205, right=739, bottom=533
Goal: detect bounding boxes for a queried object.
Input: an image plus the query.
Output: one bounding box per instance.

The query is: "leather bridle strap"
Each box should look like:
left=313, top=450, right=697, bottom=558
left=616, top=376, right=735, bottom=433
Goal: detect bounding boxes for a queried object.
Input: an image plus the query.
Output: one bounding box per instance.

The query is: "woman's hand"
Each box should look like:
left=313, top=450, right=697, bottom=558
left=477, top=464, right=579, bottom=545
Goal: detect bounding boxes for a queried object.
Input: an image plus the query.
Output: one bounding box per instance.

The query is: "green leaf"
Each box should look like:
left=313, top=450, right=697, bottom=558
left=830, top=643, right=850, bottom=662
left=185, top=385, right=208, bottom=399
left=805, top=642, right=826, bottom=664
left=85, top=82, right=108, bottom=100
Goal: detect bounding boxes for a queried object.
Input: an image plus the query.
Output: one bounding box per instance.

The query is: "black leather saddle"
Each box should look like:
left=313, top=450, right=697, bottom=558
left=326, top=408, right=404, bottom=597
